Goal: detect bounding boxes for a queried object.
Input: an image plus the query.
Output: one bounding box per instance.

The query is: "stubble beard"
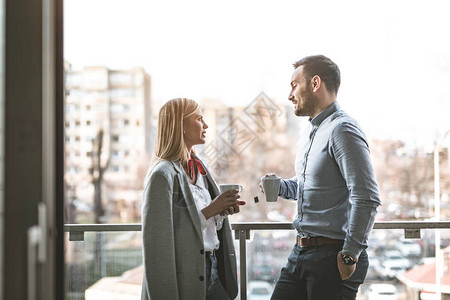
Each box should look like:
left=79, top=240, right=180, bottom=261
left=294, top=89, right=316, bottom=117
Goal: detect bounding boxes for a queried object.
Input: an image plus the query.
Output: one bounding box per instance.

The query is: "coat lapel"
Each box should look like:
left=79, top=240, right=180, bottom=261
left=202, top=165, right=221, bottom=198
left=191, top=154, right=221, bottom=196
left=170, top=161, right=203, bottom=243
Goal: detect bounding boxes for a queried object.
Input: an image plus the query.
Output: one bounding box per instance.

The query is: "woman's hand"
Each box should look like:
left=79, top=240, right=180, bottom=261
left=219, top=204, right=242, bottom=216
left=202, top=189, right=246, bottom=219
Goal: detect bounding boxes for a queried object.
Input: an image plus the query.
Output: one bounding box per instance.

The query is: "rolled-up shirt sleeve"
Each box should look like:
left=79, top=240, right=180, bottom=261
left=330, top=122, right=381, bottom=259
left=279, top=176, right=298, bottom=201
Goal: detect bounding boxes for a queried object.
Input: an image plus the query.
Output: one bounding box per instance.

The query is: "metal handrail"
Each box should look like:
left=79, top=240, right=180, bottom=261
left=64, top=221, right=450, bottom=300
left=64, top=221, right=450, bottom=234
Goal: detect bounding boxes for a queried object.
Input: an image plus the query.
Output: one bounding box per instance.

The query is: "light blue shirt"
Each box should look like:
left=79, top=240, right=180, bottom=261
left=279, top=102, right=381, bottom=259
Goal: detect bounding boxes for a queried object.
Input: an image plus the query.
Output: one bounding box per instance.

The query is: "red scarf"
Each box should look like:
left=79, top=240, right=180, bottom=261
left=187, top=158, right=207, bottom=179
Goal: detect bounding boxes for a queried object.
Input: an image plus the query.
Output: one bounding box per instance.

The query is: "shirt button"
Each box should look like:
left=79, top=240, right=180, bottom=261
left=200, top=249, right=204, bottom=254
left=199, top=276, right=204, bottom=281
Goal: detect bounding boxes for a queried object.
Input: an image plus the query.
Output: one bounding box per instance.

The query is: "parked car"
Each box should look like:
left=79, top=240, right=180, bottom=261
left=249, top=264, right=279, bottom=283
left=365, top=257, right=385, bottom=280
left=418, top=257, right=435, bottom=265
left=367, top=283, right=398, bottom=300
left=381, top=250, right=411, bottom=279
left=398, top=239, right=421, bottom=257
left=247, top=281, right=273, bottom=300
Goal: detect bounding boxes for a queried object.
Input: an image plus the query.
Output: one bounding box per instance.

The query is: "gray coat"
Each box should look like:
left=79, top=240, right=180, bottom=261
left=141, top=158, right=238, bottom=300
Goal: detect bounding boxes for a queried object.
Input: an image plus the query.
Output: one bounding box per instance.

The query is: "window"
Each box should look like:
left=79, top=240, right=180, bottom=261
left=110, top=88, right=136, bottom=99
left=67, top=89, right=84, bottom=99
left=109, top=72, right=134, bottom=85
left=63, top=2, right=450, bottom=300
left=110, top=103, right=129, bottom=113
left=82, top=69, right=107, bottom=89
left=64, top=103, right=79, bottom=113
left=66, top=73, right=82, bottom=87
left=110, top=165, right=124, bottom=172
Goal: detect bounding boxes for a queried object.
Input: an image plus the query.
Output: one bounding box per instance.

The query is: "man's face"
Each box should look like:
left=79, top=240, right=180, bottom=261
left=289, top=66, right=317, bottom=117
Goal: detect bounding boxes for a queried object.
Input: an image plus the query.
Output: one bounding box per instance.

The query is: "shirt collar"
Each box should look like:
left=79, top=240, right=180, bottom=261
left=310, top=102, right=340, bottom=127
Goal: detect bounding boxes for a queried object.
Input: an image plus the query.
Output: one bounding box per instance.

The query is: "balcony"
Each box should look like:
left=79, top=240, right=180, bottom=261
left=65, top=222, right=450, bottom=300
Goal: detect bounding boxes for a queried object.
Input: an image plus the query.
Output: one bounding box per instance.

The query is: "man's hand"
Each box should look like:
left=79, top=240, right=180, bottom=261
left=258, top=173, right=278, bottom=193
left=337, top=251, right=356, bottom=280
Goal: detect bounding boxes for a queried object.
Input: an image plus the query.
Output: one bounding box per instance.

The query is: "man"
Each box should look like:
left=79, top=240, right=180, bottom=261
left=261, top=55, right=381, bottom=299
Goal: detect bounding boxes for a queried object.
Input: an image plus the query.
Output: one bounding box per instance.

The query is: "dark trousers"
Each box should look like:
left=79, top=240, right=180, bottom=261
left=271, top=244, right=368, bottom=300
left=205, top=253, right=230, bottom=300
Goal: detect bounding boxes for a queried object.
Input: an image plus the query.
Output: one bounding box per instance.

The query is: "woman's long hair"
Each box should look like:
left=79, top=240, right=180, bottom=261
left=144, top=98, right=199, bottom=185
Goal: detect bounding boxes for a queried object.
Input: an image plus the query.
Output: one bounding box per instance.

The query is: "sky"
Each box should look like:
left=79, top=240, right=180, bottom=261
left=64, top=0, right=450, bottom=148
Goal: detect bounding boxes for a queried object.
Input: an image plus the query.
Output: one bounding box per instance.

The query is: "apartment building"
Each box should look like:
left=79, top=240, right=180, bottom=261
left=64, top=65, right=151, bottom=222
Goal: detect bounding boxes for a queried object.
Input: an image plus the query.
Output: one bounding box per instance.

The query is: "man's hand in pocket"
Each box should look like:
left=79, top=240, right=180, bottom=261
left=337, top=251, right=356, bottom=280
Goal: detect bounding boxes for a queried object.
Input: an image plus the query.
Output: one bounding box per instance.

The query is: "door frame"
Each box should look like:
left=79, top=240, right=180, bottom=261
left=4, top=0, right=64, bottom=299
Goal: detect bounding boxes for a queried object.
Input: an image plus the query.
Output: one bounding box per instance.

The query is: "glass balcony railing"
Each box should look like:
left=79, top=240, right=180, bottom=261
left=64, top=221, right=450, bottom=300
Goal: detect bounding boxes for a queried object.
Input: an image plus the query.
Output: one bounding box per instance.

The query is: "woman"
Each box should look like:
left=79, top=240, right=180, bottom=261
left=141, top=98, right=245, bottom=300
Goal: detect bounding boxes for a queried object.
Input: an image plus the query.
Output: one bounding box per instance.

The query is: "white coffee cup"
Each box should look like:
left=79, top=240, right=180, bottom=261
left=261, top=176, right=281, bottom=202
left=219, top=184, right=243, bottom=193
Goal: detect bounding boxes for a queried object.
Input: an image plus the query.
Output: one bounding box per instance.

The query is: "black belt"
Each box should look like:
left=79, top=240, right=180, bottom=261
left=296, top=236, right=344, bottom=248
left=205, top=250, right=216, bottom=257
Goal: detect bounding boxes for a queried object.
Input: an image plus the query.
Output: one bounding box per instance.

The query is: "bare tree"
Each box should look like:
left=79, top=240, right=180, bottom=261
left=89, top=129, right=110, bottom=278
left=89, top=129, right=110, bottom=224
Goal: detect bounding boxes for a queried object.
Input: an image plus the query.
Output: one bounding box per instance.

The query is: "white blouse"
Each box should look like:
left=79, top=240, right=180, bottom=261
left=188, top=171, right=226, bottom=251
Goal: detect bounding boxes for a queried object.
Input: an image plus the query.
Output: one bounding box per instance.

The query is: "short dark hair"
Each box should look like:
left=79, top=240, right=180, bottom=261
left=293, top=55, right=340, bottom=95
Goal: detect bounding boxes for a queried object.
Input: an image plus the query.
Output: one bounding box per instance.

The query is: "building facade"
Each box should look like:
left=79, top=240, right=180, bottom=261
left=64, top=64, right=151, bottom=223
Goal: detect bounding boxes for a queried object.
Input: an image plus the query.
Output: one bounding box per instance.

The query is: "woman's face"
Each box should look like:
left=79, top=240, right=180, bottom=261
left=183, top=109, right=208, bottom=149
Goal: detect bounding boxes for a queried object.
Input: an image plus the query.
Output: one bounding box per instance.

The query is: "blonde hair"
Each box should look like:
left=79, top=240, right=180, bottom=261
left=145, top=98, right=199, bottom=184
